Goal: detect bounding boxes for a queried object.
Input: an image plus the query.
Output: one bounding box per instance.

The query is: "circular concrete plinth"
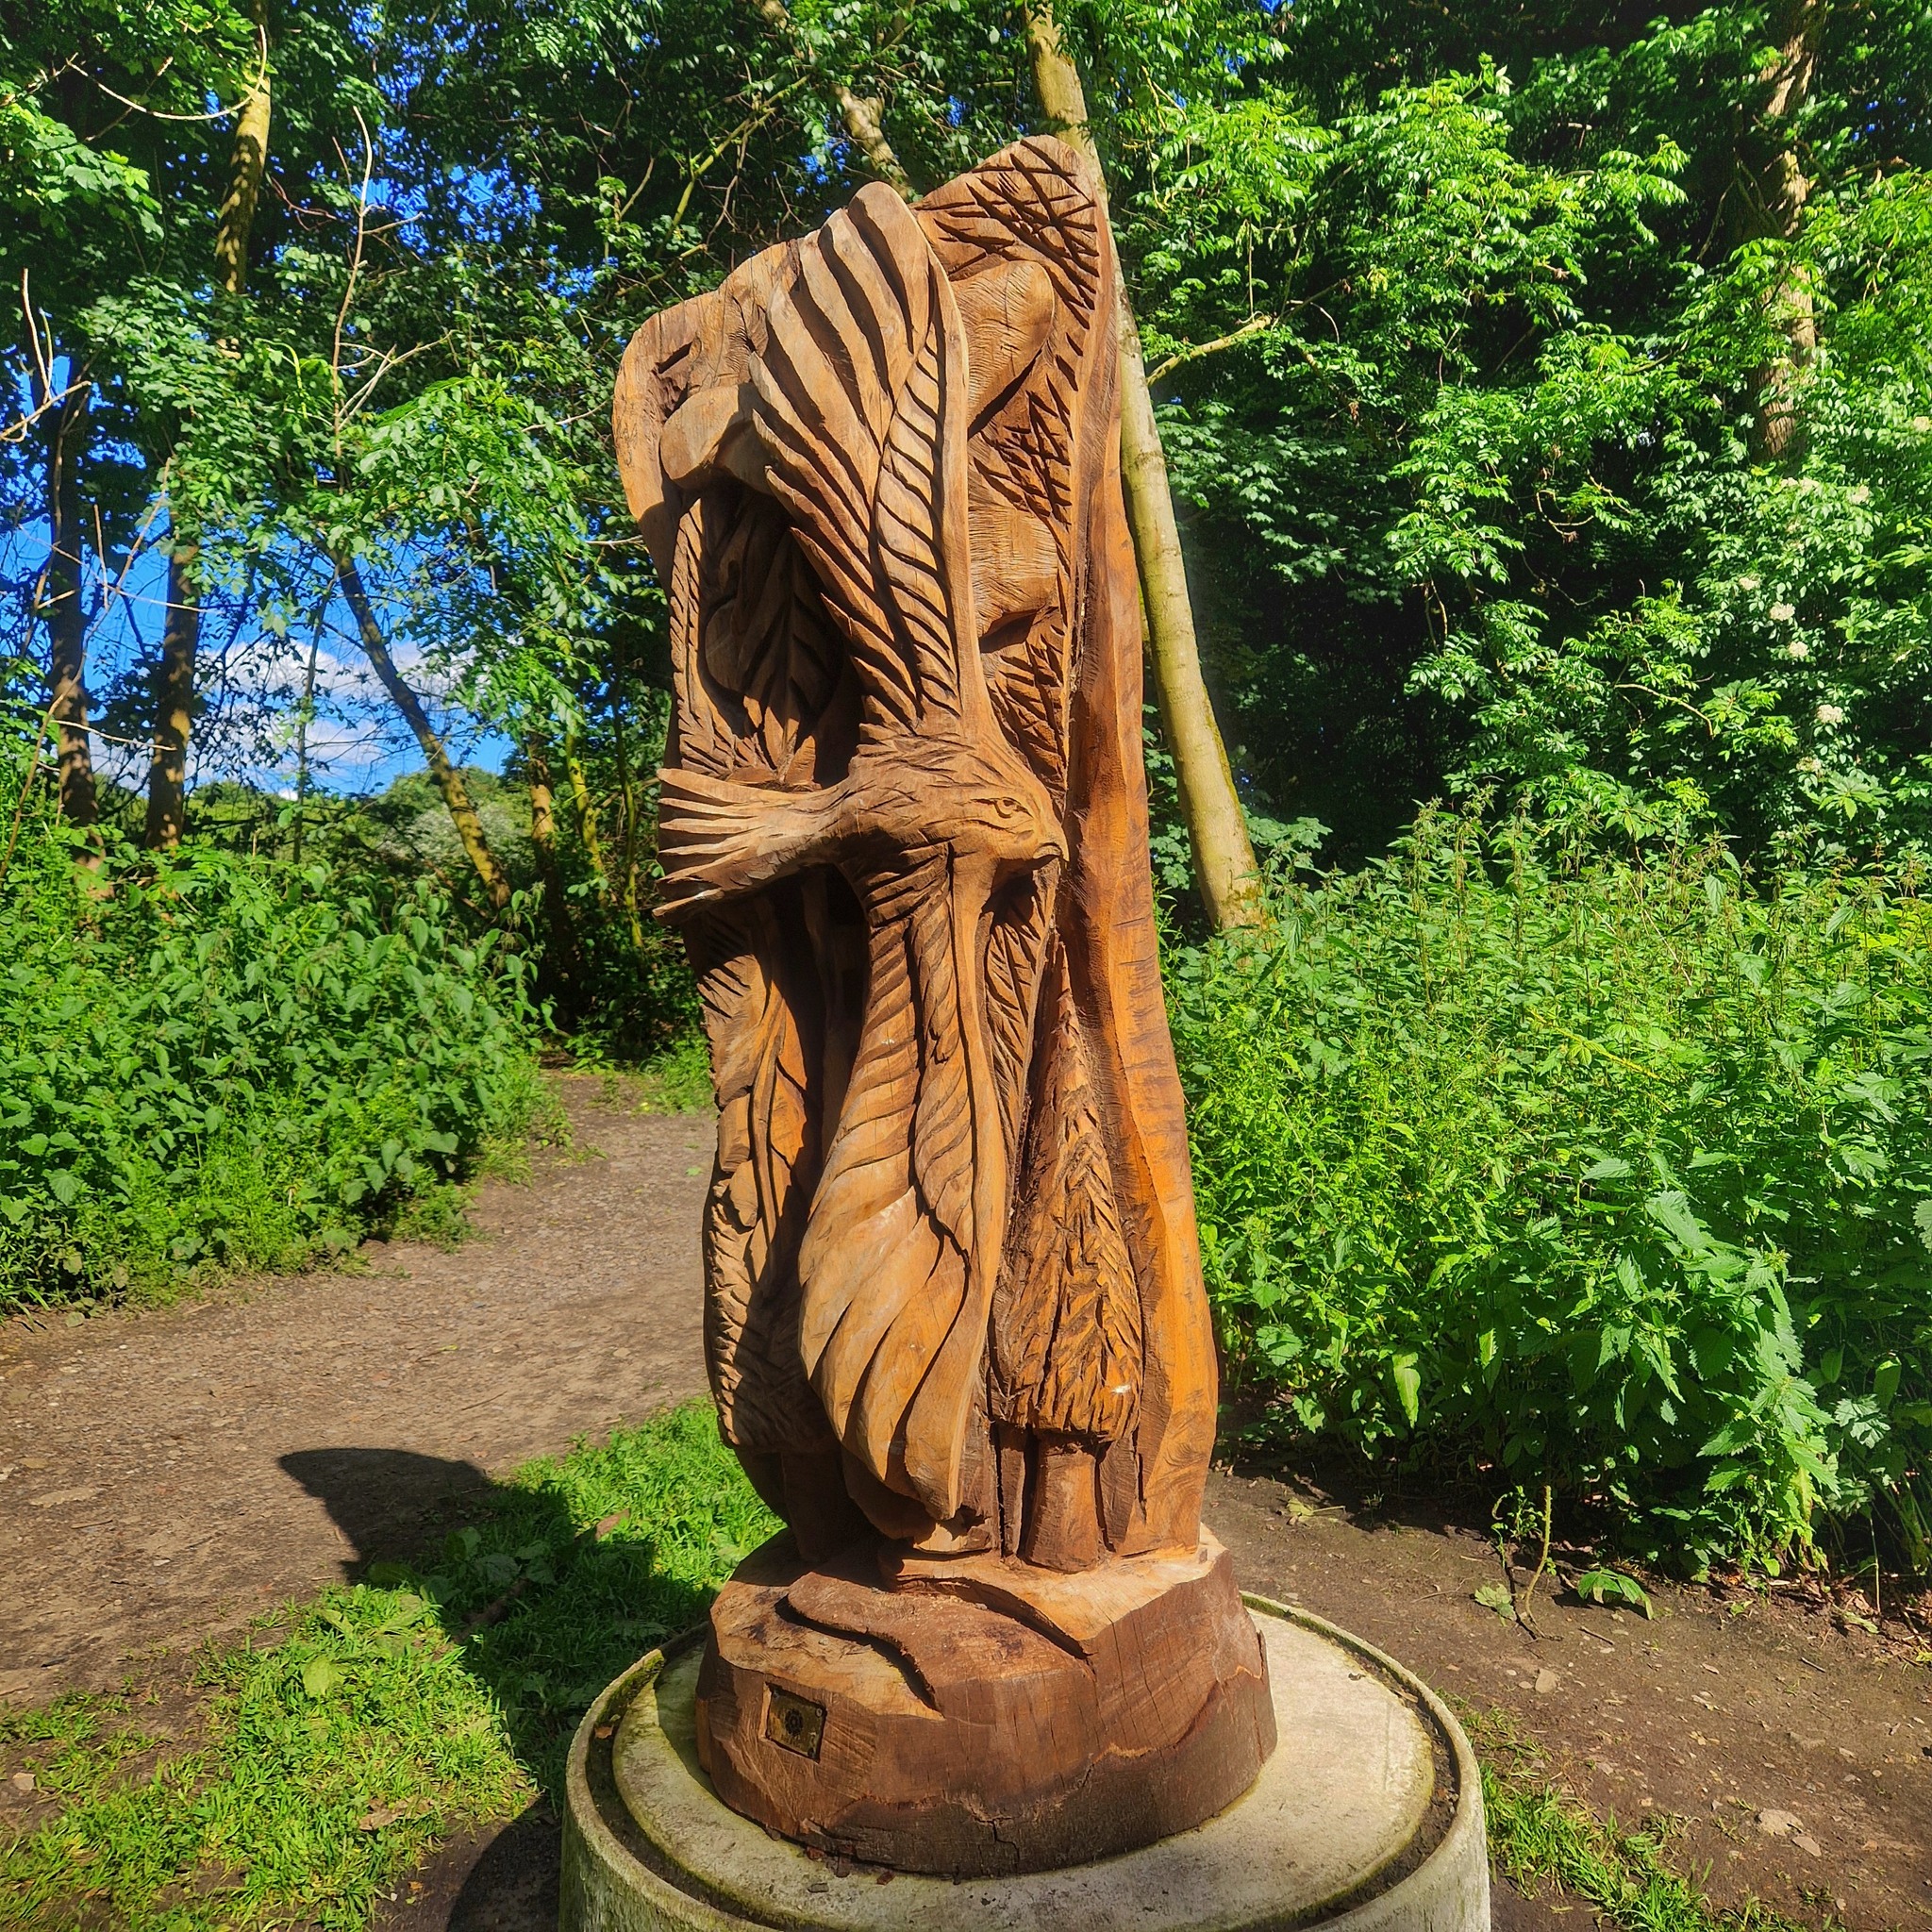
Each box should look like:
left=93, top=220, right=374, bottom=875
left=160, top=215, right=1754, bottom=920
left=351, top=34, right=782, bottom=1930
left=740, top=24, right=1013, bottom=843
left=560, top=1597, right=1491, bottom=1932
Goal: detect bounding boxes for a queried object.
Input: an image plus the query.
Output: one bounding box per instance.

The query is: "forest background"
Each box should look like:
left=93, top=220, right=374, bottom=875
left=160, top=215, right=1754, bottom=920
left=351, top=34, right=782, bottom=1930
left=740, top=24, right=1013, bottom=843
left=6, top=0, right=1932, bottom=1576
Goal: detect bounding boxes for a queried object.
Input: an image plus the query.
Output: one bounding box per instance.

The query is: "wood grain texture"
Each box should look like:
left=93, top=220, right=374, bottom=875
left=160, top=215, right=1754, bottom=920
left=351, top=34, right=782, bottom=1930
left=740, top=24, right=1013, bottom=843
left=695, top=1530, right=1275, bottom=1875
left=612, top=137, right=1254, bottom=1871
left=614, top=135, right=1216, bottom=1565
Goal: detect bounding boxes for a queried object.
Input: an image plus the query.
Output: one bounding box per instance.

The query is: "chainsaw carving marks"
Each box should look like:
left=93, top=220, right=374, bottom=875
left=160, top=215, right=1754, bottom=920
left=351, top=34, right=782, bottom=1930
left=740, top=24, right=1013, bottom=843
left=613, top=137, right=1215, bottom=1572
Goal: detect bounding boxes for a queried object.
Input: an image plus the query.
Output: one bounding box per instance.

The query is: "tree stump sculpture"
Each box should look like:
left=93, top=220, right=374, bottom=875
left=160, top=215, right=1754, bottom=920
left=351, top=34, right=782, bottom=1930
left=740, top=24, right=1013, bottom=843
left=612, top=136, right=1274, bottom=1878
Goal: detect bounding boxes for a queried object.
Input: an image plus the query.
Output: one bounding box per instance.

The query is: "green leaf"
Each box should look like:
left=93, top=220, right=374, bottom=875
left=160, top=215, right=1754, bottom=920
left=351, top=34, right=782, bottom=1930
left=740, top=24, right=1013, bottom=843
left=301, top=1656, right=344, bottom=1700
left=1391, top=1354, right=1422, bottom=1426
left=1574, top=1569, right=1651, bottom=1618
left=1474, top=1583, right=1517, bottom=1622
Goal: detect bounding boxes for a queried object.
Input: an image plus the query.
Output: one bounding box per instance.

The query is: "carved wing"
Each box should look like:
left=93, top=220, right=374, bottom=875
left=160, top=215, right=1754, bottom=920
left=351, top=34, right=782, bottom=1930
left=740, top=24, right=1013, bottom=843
left=798, top=848, right=1000, bottom=1528
left=749, top=183, right=984, bottom=744
left=661, top=491, right=852, bottom=1462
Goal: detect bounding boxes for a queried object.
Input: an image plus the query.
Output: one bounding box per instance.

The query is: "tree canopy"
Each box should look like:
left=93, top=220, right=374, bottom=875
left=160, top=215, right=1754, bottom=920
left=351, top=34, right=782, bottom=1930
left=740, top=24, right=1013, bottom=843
left=6, top=0, right=1929, bottom=885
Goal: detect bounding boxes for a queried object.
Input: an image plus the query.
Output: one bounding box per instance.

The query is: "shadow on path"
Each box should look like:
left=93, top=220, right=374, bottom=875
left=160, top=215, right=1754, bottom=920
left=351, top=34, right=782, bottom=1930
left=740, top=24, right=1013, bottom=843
left=282, top=1448, right=497, bottom=1575
left=280, top=1448, right=572, bottom=1929
left=374, top=1804, right=560, bottom=1932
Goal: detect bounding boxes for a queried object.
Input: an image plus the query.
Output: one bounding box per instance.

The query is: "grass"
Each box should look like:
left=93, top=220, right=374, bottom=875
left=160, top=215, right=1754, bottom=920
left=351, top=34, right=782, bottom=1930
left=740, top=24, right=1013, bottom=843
left=0, top=1403, right=775, bottom=1930
left=601, top=1033, right=713, bottom=1117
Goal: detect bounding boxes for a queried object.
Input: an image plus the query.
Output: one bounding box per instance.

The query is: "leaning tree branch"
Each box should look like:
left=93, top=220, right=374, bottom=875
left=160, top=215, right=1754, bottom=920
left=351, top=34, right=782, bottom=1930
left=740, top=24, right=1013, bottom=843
left=1145, top=313, right=1276, bottom=385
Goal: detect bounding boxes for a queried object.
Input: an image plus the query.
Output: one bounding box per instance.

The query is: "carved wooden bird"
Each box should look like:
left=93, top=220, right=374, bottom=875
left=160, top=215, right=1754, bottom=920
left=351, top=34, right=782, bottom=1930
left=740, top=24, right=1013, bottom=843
left=655, top=185, right=1065, bottom=1539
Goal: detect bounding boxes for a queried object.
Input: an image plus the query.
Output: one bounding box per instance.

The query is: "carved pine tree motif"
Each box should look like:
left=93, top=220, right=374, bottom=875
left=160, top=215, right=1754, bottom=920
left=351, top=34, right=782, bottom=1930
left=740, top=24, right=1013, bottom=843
left=613, top=137, right=1220, bottom=1571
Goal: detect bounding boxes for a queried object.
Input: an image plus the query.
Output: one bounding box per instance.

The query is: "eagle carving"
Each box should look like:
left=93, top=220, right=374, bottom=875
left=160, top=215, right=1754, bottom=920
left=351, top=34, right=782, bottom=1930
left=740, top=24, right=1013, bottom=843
left=613, top=138, right=1218, bottom=1573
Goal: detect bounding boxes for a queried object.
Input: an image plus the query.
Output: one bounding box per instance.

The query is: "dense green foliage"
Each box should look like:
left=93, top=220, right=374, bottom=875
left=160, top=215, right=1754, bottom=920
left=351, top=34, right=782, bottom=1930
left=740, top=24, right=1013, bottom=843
left=1172, top=812, right=1932, bottom=1570
left=1139, top=3, right=1932, bottom=863
left=0, top=1404, right=775, bottom=1931
left=0, top=759, right=541, bottom=1311
left=15, top=0, right=1926, bottom=875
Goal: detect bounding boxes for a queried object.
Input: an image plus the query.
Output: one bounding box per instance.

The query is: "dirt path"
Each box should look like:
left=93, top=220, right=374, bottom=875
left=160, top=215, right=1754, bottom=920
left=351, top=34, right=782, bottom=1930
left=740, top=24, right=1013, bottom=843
left=0, top=1078, right=713, bottom=1702
left=1208, top=1468, right=1932, bottom=1931
left=6, top=1078, right=1930, bottom=1930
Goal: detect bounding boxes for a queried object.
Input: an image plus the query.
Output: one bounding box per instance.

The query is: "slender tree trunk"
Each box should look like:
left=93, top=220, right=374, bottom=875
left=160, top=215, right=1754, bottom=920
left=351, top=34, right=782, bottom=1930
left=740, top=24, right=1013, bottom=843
left=563, top=727, right=613, bottom=903
left=333, top=551, right=512, bottom=911
left=525, top=737, right=583, bottom=1002
left=145, top=560, right=199, bottom=846
left=42, top=378, right=98, bottom=835
left=1022, top=2, right=1261, bottom=929
left=145, top=9, right=272, bottom=846
left=608, top=692, right=648, bottom=956
left=291, top=609, right=322, bottom=864
left=1750, top=0, right=1826, bottom=464
left=745, top=0, right=914, bottom=195
left=212, top=15, right=272, bottom=300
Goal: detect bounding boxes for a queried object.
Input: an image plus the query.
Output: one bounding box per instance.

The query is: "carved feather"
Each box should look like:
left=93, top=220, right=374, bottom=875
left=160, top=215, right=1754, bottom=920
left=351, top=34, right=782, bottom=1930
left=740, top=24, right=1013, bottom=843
left=691, top=898, right=825, bottom=1456
left=798, top=848, right=1002, bottom=1524
left=990, top=940, right=1141, bottom=1447
left=750, top=185, right=982, bottom=743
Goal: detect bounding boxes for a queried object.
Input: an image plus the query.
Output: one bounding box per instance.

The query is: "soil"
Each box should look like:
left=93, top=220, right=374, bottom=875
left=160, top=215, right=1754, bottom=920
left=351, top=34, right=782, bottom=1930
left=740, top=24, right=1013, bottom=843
left=0, top=1077, right=712, bottom=1702
left=5, top=1074, right=1930, bottom=1930
left=1208, top=1469, right=1932, bottom=1931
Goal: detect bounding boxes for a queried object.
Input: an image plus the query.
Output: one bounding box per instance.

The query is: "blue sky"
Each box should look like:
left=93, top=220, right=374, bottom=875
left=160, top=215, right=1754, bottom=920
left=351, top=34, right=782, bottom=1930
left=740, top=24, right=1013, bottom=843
left=6, top=513, right=511, bottom=801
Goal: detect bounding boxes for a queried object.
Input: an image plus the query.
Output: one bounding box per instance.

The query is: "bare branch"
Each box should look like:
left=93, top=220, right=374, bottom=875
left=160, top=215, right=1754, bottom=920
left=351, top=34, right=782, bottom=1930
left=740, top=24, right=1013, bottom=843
left=1, top=271, right=83, bottom=444
left=330, top=107, right=376, bottom=465
left=86, top=22, right=268, bottom=124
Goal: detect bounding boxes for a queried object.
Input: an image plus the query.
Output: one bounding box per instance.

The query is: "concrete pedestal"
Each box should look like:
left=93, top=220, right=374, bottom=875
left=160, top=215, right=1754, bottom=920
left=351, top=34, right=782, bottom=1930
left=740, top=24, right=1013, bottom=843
left=560, top=1595, right=1490, bottom=1932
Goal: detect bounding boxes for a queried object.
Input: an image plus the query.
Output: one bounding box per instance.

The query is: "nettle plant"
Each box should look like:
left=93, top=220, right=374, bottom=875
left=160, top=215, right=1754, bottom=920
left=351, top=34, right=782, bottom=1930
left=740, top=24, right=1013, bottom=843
left=0, top=766, right=541, bottom=1307
left=1169, top=808, right=1932, bottom=1574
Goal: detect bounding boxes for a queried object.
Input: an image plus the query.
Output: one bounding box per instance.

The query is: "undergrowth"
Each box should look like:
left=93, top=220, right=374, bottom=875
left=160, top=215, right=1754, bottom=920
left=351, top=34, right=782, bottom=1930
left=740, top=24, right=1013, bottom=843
left=0, top=801, right=542, bottom=1312
left=0, top=1403, right=775, bottom=1930
left=1170, top=808, right=1932, bottom=1574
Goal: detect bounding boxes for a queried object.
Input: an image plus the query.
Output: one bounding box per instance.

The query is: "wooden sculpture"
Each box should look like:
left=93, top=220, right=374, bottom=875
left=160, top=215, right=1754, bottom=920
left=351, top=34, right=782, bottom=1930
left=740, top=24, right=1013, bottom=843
left=613, top=136, right=1274, bottom=1876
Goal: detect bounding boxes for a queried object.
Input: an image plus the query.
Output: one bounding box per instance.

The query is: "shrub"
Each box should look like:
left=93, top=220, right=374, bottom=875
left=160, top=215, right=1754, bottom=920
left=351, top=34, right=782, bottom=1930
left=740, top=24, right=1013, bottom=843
left=1169, top=808, right=1932, bottom=1573
left=0, top=799, right=541, bottom=1310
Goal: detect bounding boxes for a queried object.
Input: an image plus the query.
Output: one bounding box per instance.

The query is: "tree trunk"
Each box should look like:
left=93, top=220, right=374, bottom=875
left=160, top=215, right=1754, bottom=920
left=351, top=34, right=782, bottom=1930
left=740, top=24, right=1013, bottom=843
left=608, top=692, right=649, bottom=957
left=1750, top=0, right=1826, bottom=464
left=212, top=18, right=272, bottom=302
left=42, top=377, right=98, bottom=835
left=333, top=550, right=512, bottom=911
left=745, top=0, right=915, bottom=196
left=291, top=611, right=321, bottom=864
left=525, top=736, right=583, bottom=997
left=145, top=10, right=272, bottom=847
left=1021, top=2, right=1262, bottom=929
left=144, top=556, right=199, bottom=847
left=563, top=728, right=614, bottom=904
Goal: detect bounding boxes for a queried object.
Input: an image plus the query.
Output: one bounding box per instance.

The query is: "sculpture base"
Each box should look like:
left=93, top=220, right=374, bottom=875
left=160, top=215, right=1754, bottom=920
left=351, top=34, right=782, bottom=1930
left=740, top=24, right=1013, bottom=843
left=689, top=1530, right=1272, bottom=1875
left=561, top=1595, right=1490, bottom=1931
